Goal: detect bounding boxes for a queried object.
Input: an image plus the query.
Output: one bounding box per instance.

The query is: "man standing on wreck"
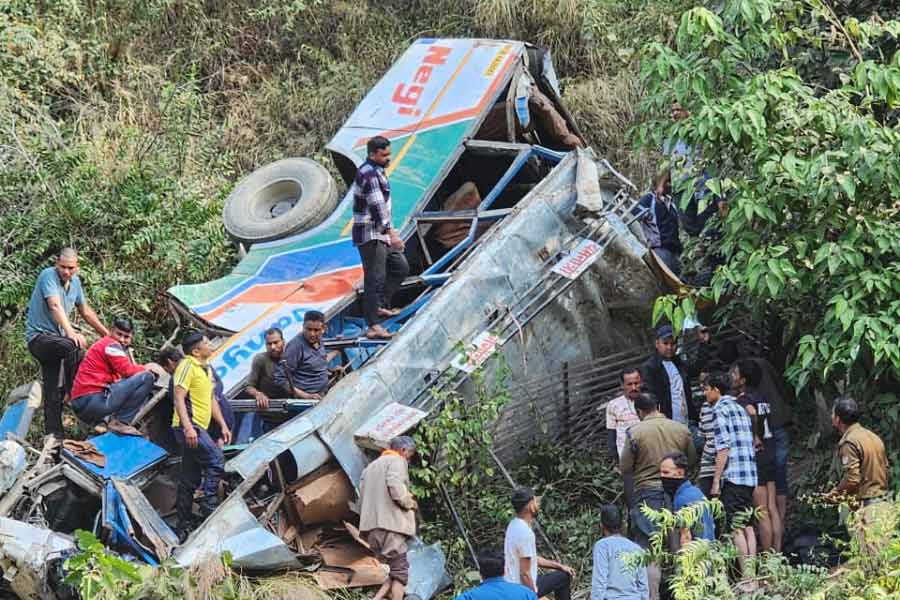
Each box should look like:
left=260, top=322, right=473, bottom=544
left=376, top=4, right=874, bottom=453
left=352, top=135, right=409, bottom=340
left=25, top=247, right=108, bottom=441
left=358, top=436, right=418, bottom=600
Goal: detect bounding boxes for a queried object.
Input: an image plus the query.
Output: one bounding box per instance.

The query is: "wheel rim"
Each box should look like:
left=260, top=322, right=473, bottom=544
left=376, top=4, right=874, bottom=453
left=253, top=178, right=302, bottom=221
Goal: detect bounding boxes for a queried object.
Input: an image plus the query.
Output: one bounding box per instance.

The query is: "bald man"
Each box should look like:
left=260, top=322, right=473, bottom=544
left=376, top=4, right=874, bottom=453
left=26, top=248, right=107, bottom=439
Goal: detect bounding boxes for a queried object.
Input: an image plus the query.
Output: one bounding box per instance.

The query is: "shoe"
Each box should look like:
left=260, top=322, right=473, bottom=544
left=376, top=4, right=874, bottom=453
left=107, top=418, right=143, bottom=437
left=365, top=325, right=393, bottom=340
left=175, top=527, right=190, bottom=544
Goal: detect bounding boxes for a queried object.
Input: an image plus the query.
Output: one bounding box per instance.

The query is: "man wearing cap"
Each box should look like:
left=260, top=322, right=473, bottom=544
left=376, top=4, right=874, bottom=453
left=825, top=397, right=892, bottom=553
left=620, top=393, right=695, bottom=599
left=641, top=325, right=692, bottom=426
left=358, top=436, right=418, bottom=600
left=504, top=487, right=575, bottom=600
left=171, top=331, right=231, bottom=540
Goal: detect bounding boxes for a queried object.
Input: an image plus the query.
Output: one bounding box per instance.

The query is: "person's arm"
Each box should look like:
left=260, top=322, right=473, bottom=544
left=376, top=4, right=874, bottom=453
left=76, top=303, right=108, bottom=338
left=210, top=394, right=232, bottom=445
left=45, top=295, right=86, bottom=348
left=679, top=526, right=693, bottom=547
left=519, top=556, right=537, bottom=593
left=742, top=402, right=763, bottom=450
left=620, top=432, right=635, bottom=476
left=607, top=429, right=619, bottom=462
left=173, top=385, right=197, bottom=448
left=831, top=443, right=861, bottom=496
left=385, top=459, right=416, bottom=510
left=245, top=357, right=270, bottom=409
left=104, top=343, right=146, bottom=378
left=684, top=428, right=698, bottom=470
left=537, top=556, right=575, bottom=577
left=590, top=542, right=608, bottom=600
left=711, top=448, right=729, bottom=497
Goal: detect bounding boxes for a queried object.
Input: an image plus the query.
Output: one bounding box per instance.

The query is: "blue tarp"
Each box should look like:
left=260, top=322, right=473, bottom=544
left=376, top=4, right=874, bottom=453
left=0, top=399, right=34, bottom=441
left=64, top=433, right=167, bottom=480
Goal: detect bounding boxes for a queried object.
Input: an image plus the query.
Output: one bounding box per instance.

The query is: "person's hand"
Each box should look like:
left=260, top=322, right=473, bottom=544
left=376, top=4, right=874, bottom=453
left=295, top=389, right=322, bottom=401
left=710, top=478, right=721, bottom=497
left=72, top=332, right=87, bottom=349
left=220, top=426, right=232, bottom=446
left=255, top=392, right=270, bottom=409
left=559, top=564, right=576, bottom=578
left=145, top=362, right=166, bottom=379
left=753, top=436, right=763, bottom=452
left=410, top=499, right=419, bottom=511
left=184, top=425, right=198, bottom=449
left=389, top=230, right=405, bottom=251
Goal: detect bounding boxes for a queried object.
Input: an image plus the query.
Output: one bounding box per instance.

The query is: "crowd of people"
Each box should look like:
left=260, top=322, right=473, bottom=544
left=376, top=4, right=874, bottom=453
left=23, top=249, right=345, bottom=540
left=19, top=129, right=893, bottom=598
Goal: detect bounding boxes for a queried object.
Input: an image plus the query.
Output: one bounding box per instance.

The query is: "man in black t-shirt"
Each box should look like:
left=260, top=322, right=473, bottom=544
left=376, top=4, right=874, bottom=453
left=245, top=327, right=291, bottom=409
left=732, top=359, right=782, bottom=552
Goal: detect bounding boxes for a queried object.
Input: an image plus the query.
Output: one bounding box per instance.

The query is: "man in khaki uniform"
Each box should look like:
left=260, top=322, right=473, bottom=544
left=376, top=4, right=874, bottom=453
left=358, top=436, right=418, bottom=600
left=826, top=397, right=892, bottom=552
left=620, top=393, right=696, bottom=600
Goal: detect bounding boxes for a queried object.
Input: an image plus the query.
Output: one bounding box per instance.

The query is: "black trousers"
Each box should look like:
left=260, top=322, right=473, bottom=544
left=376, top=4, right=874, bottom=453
left=28, top=333, right=82, bottom=437
left=357, top=239, right=409, bottom=326
left=537, top=570, right=571, bottom=600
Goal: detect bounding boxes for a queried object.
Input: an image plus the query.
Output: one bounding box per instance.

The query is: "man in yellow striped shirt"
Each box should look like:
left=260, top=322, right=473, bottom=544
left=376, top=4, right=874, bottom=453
left=172, top=331, right=231, bottom=540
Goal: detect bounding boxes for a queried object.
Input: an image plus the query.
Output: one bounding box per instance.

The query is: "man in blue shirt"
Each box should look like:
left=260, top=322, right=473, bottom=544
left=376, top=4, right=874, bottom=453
left=274, top=311, right=340, bottom=400
left=591, top=504, right=648, bottom=600
left=660, top=452, right=715, bottom=545
left=455, top=552, right=536, bottom=600
left=25, top=248, right=108, bottom=439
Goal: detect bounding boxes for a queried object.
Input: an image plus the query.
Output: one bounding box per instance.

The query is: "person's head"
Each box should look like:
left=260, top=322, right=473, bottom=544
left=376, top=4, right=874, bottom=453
left=302, top=311, right=326, bottom=345
left=182, top=331, right=213, bottom=361
left=620, top=368, right=642, bottom=401
left=660, top=452, right=688, bottom=480
left=476, top=551, right=504, bottom=579
left=511, top=487, right=539, bottom=518
left=264, top=327, right=285, bottom=360
left=730, top=358, right=760, bottom=393
left=634, top=393, right=659, bottom=419
left=653, top=169, right=672, bottom=197
left=671, top=101, right=690, bottom=121
left=832, top=396, right=860, bottom=432
left=655, top=325, right=677, bottom=360
left=367, top=136, right=392, bottom=167
left=698, top=325, right=711, bottom=344
left=600, top=504, right=622, bottom=537
left=701, top=371, right=731, bottom=405
left=389, top=436, right=416, bottom=461
left=157, top=347, right=184, bottom=374
left=660, top=452, right=689, bottom=497
left=110, top=318, right=134, bottom=347
left=55, top=247, right=79, bottom=284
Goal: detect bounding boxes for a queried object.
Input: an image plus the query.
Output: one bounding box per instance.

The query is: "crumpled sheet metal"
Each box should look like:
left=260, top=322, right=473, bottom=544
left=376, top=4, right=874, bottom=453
left=0, top=517, right=74, bottom=600
left=224, top=150, right=642, bottom=491
left=173, top=493, right=300, bottom=571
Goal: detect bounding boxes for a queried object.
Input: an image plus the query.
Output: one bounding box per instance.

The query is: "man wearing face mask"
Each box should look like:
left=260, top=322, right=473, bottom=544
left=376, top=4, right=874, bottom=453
left=620, top=393, right=695, bottom=600
left=660, top=452, right=715, bottom=546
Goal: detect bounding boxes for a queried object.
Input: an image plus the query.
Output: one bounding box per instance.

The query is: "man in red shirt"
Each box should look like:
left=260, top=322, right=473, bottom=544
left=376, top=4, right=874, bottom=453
left=70, top=318, right=163, bottom=436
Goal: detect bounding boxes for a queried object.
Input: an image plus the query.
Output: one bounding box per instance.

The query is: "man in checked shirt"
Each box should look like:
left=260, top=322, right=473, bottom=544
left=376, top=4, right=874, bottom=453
left=352, top=136, right=409, bottom=340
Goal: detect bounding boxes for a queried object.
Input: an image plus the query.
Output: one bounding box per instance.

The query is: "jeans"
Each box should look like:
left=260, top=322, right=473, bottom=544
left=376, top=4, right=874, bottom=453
left=357, top=240, right=409, bottom=326
left=27, top=333, right=83, bottom=437
left=537, top=569, right=571, bottom=600
left=71, top=371, right=154, bottom=425
left=173, top=426, right=225, bottom=529
left=773, top=426, right=790, bottom=496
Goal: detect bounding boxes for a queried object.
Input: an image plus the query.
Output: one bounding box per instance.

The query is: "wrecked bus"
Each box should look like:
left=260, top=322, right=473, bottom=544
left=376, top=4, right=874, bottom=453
left=0, top=39, right=661, bottom=598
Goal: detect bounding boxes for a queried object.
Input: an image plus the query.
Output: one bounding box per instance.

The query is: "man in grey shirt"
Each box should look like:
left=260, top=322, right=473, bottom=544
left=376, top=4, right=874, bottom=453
left=591, top=504, right=648, bottom=600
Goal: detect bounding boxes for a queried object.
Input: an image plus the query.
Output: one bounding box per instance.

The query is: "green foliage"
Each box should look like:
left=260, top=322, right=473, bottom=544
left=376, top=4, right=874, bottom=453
left=636, top=0, right=900, bottom=395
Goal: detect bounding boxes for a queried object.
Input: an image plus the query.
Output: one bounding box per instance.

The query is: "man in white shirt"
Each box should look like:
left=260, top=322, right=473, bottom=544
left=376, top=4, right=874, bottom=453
left=606, top=368, right=643, bottom=508
left=505, top=487, right=576, bottom=600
